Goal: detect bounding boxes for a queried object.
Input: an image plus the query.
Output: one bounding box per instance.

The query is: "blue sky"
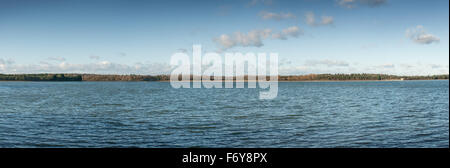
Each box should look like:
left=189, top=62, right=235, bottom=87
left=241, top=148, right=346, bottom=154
left=0, top=0, right=448, bottom=75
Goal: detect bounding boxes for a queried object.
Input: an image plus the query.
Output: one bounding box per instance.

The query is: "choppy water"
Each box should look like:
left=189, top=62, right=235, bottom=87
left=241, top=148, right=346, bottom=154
left=0, top=80, right=448, bottom=148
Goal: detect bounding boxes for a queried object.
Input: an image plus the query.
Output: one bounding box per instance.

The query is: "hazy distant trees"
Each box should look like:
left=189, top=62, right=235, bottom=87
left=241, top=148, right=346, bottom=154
left=0, top=74, right=82, bottom=81
left=80, top=74, right=170, bottom=81
left=278, top=74, right=449, bottom=81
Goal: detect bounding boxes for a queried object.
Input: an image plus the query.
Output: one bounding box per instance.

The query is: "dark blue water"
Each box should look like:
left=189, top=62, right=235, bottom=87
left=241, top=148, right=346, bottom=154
left=0, top=80, right=448, bottom=148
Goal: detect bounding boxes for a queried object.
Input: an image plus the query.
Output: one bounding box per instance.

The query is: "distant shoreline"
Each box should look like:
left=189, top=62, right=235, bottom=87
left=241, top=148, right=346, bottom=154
left=1, top=73, right=448, bottom=82
left=1, top=80, right=448, bottom=83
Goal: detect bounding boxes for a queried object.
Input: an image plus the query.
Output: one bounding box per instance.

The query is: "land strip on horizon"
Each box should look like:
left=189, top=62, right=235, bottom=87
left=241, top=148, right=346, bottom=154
left=0, top=74, right=448, bottom=82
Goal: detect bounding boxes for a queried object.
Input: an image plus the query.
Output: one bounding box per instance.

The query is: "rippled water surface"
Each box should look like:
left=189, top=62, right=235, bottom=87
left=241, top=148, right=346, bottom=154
left=0, top=81, right=448, bottom=148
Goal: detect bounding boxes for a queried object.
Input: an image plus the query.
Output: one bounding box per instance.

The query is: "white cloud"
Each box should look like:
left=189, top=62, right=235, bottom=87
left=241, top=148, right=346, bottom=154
left=305, top=12, right=334, bottom=26
left=214, top=26, right=302, bottom=50
left=214, top=29, right=271, bottom=50
left=337, top=0, right=387, bottom=9
left=233, top=29, right=272, bottom=47
left=282, top=26, right=301, bottom=37
left=272, top=26, right=303, bottom=40
left=215, top=34, right=236, bottom=49
left=305, top=12, right=315, bottom=25
left=2, top=59, right=448, bottom=76
left=259, top=11, right=296, bottom=21
left=406, top=25, right=440, bottom=44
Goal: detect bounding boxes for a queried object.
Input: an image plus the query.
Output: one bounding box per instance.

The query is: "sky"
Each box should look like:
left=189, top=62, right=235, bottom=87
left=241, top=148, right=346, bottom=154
left=0, top=0, right=448, bottom=75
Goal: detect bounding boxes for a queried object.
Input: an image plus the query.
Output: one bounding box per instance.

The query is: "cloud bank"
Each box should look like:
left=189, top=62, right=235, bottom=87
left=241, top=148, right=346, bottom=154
left=280, top=59, right=449, bottom=76
left=0, top=59, right=172, bottom=75
left=2, top=58, right=448, bottom=76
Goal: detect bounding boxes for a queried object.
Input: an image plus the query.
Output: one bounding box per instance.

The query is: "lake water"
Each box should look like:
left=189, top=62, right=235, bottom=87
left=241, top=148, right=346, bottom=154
left=0, top=80, right=448, bottom=148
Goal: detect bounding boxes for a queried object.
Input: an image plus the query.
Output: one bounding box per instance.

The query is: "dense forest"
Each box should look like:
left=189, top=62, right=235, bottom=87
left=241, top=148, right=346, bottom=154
left=278, top=74, right=449, bottom=81
left=0, top=73, right=448, bottom=81
left=81, top=74, right=170, bottom=81
left=0, top=74, right=82, bottom=81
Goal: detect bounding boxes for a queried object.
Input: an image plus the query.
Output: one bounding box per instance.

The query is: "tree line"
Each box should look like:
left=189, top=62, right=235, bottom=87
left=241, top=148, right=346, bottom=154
left=0, top=74, right=82, bottom=81
left=278, top=74, right=449, bottom=81
left=0, top=73, right=448, bottom=81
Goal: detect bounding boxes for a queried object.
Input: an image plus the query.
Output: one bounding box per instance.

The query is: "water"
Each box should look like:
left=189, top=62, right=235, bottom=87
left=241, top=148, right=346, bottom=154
left=0, top=80, right=448, bottom=148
